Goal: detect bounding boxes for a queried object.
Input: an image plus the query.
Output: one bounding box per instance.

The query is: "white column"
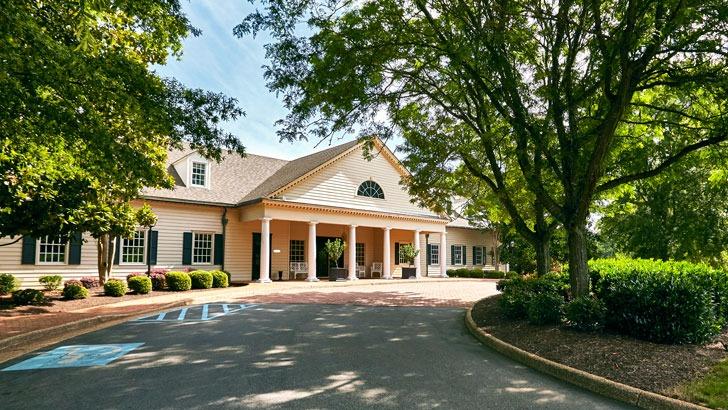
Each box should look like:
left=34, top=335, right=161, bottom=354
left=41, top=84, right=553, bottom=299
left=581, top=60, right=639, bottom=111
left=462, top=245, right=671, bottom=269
left=258, top=217, right=272, bottom=283
left=383, top=227, right=392, bottom=279
left=414, top=230, right=421, bottom=279
left=347, top=225, right=358, bottom=280
left=439, top=231, right=448, bottom=278
left=307, top=221, right=319, bottom=282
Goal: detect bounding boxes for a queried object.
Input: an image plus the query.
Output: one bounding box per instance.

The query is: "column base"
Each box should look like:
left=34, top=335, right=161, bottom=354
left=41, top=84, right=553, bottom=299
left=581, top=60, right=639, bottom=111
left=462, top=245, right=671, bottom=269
left=306, top=276, right=320, bottom=282
left=382, top=275, right=393, bottom=280
left=346, top=276, right=359, bottom=281
left=256, top=278, right=272, bottom=283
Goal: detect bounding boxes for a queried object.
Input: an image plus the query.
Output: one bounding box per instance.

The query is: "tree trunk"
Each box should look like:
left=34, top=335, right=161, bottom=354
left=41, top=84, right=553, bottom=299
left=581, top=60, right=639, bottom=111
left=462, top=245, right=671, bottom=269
left=96, top=234, right=116, bottom=284
left=534, top=238, right=551, bottom=277
left=567, top=223, right=590, bottom=297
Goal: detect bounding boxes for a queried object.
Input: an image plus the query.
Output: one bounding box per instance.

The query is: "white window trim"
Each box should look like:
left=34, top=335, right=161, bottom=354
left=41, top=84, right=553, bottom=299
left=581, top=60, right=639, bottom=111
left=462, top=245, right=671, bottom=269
left=36, top=236, right=69, bottom=265
left=355, top=180, right=385, bottom=200
left=473, top=245, right=484, bottom=266
left=120, top=230, right=147, bottom=265
left=192, top=231, right=214, bottom=265
left=189, top=160, right=210, bottom=188
left=429, top=244, right=439, bottom=266
left=453, top=244, right=466, bottom=266
left=289, top=239, right=305, bottom=263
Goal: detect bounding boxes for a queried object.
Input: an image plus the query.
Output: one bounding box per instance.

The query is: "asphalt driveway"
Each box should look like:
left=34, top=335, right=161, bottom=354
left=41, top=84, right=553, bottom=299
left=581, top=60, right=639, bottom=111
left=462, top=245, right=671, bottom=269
left=0, top=303, right=630, bottom=409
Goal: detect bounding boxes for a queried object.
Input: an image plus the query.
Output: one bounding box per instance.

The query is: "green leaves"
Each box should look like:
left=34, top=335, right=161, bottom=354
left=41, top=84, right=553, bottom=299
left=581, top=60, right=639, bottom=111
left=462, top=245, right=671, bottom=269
left=1, top=1, right=245, bottom=238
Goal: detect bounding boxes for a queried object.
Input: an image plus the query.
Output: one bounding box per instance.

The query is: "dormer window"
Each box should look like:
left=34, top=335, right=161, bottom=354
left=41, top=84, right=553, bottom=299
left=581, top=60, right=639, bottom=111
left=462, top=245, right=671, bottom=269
left=191, top=161, right=207, bottom=187
left=357, top=180, right=384, bottom=199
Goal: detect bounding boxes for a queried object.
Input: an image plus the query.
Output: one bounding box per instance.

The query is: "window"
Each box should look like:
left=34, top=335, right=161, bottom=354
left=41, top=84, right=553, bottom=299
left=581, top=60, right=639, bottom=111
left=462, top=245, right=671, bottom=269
left=473, top=246, right=484, bottom=265
left=191, top=161, right=207, bottom=187
left=453, top=244, right=466, bottom=265
left=429, top=244, right=439, bottom=265
left=356, top=243, right=365, bottom=266
left=38, top=236, right=67, bottom=264
left=356, top=180, right=384, bottom=199
left=398, top=243, right=411, bottom=265
left=289, top=240, right=305, bottom=263
left=122, top=230, right=146, bottom=264
left=192, top=232, right=213, bottom=264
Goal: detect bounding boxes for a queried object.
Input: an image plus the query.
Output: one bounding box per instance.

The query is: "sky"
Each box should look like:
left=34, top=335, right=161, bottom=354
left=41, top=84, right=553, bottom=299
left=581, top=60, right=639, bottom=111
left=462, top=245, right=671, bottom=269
left=154, top=0, right=331, bottom=160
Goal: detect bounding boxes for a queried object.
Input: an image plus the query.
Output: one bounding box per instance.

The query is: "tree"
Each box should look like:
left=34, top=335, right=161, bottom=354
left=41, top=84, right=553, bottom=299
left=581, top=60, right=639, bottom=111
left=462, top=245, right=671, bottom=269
left=1, top=1, right=246, bottom=281
left=599, top=151, right=728, bottom=267
left=238, top=0, right=728, bottom=296
left=323, top=239, right=346, bottom=269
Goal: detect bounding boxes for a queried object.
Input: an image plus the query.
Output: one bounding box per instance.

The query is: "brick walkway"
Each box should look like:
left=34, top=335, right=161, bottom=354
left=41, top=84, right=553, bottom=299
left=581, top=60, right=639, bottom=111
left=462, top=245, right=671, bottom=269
left=0, top=279, right=498, bottom=342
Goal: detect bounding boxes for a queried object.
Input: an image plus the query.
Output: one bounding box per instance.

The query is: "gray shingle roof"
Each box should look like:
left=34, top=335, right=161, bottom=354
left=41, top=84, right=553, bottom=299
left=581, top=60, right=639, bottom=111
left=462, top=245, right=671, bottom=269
left=239, top=140, right=359, bottom=203
left=141, top=140, right=360, bottom=206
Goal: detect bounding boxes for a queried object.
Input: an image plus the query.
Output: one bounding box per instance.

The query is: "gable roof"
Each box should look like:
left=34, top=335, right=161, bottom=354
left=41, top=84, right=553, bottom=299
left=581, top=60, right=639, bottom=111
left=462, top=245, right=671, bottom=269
left=239, top=139, right=360, bottom=203
left=141, top=147, right=289, bottom=206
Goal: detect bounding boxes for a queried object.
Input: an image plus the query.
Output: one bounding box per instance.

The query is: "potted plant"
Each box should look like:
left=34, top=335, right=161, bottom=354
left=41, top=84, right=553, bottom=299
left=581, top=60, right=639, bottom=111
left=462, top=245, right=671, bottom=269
left=323, top=239, right=347, bottom=281
left=399, top=243, right=419, bottom=279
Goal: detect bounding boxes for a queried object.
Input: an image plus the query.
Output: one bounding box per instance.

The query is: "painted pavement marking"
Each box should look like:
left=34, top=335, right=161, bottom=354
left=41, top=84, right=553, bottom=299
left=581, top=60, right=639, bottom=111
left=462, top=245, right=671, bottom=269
left=133, top=304, right=257, bottom=323
left=2, top=343, right=144, bottom=371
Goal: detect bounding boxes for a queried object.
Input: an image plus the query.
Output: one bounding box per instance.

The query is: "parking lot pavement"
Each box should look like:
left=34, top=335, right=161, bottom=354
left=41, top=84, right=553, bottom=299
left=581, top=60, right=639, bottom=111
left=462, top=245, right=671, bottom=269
left=0, top=303, right=631, bottom=409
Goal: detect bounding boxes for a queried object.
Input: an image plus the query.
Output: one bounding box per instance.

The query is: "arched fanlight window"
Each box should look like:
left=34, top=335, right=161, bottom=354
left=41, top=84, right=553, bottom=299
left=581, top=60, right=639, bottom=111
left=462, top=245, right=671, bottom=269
left=357, top=180, right=385, bottom=199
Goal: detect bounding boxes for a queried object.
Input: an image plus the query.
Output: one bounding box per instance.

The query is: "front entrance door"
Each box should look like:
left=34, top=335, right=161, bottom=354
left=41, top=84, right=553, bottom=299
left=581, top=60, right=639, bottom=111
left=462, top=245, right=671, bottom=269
left=316, top=236, right=344, bottom=278
left=252, top=233, right=272, bottom=281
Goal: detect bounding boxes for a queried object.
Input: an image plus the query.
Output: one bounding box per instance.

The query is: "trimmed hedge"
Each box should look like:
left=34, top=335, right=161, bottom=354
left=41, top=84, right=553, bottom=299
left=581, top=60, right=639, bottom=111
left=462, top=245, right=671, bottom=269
left=210, top=270, right=229, bottom=288
left=12, top=289, right=47, bottom=305
left=447, top=268, right=515, bottom=279
left=104, top=279, right=128, bottom=297
left=496, top=272, right=567, bottom=320
left=39, top=275, right=63, bottom=291
left=589, top=258, right=728, bottom=344
left=128, top=276, right=152, bottom=294
left=166, top=271, right=192, bottom=291
left=63, top=280, right=89, bottom=299
left=189, top=270, right=213, bottom=289
left=527, top=292, right=564, bottom=325
left=565, top=296, right=607, bottom=331
left=0, top=273, right=20, bottom=295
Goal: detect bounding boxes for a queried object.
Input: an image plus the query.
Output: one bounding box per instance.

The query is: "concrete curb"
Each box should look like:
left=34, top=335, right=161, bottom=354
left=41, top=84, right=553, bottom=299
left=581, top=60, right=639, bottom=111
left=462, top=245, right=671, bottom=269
left=0, top=299, right=194, bottom=363
left=464, top=303, right=708, bottom=410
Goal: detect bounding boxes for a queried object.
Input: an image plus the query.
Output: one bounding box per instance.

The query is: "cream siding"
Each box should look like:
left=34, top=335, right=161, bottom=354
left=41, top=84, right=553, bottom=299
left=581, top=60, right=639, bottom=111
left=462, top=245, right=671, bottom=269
left=424, top=227, right=499, bottom=276
left=278, top=146, right=436, bottom=218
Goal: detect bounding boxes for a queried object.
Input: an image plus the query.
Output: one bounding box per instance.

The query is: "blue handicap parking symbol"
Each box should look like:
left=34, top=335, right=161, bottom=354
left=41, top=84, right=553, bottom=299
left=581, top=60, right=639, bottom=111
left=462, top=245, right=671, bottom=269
left=2, top=343, right=144, bottom=371
left=133, top=304, right=256, bottom=323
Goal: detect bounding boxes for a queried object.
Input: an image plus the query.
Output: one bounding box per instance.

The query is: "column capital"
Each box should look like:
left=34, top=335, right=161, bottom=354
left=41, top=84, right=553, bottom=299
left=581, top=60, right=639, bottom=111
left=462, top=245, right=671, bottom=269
left=309, top=220, right=318, bottom=225
left=383, top=226, right=391, bottom=231
left=349, top=224, right=358, bottom=228
left=260, top=217, right=272, bottom=222
left=440, top=231, right=447, bottom=236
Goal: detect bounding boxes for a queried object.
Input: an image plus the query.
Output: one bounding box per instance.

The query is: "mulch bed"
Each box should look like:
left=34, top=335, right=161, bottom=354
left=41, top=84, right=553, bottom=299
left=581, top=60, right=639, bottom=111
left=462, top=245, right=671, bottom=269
left=471, top=295, right=728, bottom=398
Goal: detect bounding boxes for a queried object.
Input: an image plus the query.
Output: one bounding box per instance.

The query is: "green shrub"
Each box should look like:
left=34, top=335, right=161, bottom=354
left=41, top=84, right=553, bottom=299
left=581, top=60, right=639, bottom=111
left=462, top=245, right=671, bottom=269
left=166, top=271, right=192, bottom=291
left=38, top=275, right=63, bottom=291
left=497, top=273, right=568, bottom=320
left=589, top=258, right=726, bottom=344
left=189, top=270, right=213, bottom=289
left=63, top=280, right=89, bottom=299
left=12, top=289, right=47, bottom=305
left=447, top=268, right=507, bottom=279
left=128, top=276, right=152, bottom=294
left=527, top=292, right=565, bottom=325
left=0, top=273, right=20, bottom=295
left=565, top=296, right=607, bottom=331
left=103, top=279, right=127, bottom=297
left=505, top=271, right=520, bottom=279
left=210, top=270, right=229, bottom=288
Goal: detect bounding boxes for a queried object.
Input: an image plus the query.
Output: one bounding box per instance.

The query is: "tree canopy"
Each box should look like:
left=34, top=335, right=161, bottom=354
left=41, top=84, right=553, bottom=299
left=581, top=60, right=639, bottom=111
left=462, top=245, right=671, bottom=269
left=1, top=0, right=245, bottom=240
left=239, top=0, right=728, bottom=295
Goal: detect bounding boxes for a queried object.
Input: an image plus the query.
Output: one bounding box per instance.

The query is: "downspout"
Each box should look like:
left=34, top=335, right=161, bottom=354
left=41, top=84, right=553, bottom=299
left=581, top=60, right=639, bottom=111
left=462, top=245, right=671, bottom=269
left=221, top=207, right=229, bottom=271
left=425, top=233, right=430, bottom=277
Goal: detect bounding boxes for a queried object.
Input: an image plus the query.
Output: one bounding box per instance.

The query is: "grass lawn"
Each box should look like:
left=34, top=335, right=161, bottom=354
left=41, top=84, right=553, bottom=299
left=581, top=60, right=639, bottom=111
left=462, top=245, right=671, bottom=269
left=680, top=359, right=728, bottom=409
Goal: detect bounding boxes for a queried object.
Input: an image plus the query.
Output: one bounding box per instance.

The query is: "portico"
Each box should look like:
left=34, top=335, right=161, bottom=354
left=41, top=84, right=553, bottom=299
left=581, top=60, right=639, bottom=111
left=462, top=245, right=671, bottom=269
left=240, top=199, right=449, bottom=282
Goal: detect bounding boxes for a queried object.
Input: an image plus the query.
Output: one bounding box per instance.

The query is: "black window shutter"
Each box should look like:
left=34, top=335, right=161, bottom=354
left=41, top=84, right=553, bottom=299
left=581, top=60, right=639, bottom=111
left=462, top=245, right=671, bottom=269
left=426, top=244, right=432, bottom=265
left=148, top=230, right=158, bottom=265
left=21, top=236, right=36, bottom=264
left=394, top=242, right=400, bottom=265
left=69, top=232, right=83, bottom=265
left=214, top=234, right=224, bottom=265
left=182, top=232, right=193, bottom=265
left=113, top=236, right=121, bottom=265
left=463, top=246, right=467, bottom=265
left=450, top=245, right=455, bottom=265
